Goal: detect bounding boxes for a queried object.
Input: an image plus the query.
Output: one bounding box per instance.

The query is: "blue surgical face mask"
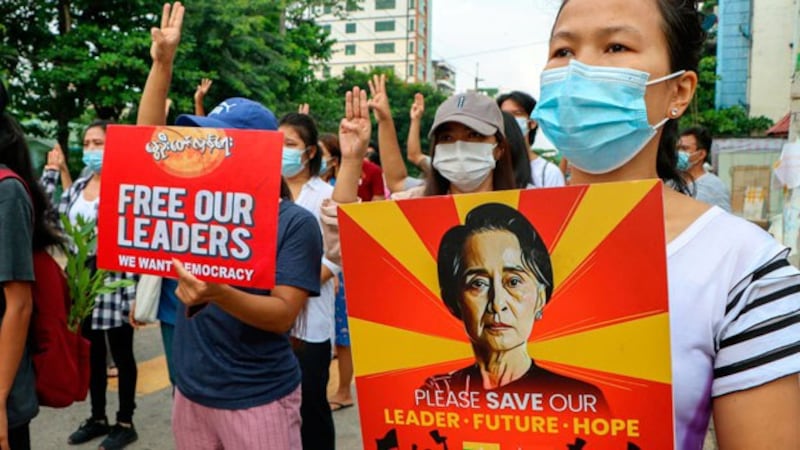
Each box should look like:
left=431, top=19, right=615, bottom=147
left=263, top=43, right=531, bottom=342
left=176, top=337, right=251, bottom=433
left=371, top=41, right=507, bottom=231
left=319, top=158, right=328, bottom=175
left=532, top=60, right=685, bottom=174
left=515, top=117, right=529, bottom=139
left=281, top=147, right=307, bottom=178
left=82, top=149, right=104, bottom=173
left=676, top=150, right=691, bottom=172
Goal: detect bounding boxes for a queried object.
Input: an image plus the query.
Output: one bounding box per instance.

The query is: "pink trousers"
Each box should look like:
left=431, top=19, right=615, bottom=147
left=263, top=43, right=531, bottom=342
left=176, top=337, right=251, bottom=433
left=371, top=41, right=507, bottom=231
left=172, top=386, right=302, bottom=450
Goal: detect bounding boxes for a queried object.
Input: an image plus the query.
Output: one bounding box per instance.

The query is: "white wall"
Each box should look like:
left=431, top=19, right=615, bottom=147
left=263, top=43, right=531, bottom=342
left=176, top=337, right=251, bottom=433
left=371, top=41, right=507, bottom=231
left=749, top=0, right=794, bottom=121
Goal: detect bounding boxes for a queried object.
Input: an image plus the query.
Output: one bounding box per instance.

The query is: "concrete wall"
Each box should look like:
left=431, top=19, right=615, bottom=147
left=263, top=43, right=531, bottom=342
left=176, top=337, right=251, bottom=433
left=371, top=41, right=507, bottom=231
left=749, top=0, right=794, bottom=121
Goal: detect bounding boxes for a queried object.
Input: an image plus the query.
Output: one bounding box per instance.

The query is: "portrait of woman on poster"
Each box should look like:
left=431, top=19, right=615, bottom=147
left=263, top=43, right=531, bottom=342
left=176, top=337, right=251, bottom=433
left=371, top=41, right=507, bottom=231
left=426, top=203, right=606, bottom=408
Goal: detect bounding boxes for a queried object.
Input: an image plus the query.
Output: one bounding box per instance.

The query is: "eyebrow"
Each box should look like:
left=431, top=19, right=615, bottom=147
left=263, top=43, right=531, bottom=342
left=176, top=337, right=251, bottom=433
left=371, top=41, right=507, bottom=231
left=463, top=265, right=528, bottom=277
left=551, top=25, right=643, bottom=42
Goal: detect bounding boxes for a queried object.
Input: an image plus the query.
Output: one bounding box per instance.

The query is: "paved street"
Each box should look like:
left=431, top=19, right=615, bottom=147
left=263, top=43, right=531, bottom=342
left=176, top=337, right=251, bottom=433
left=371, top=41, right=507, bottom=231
left=30, top=324, right=364, bottom=450
left=29, top=323, right=718, bottom=450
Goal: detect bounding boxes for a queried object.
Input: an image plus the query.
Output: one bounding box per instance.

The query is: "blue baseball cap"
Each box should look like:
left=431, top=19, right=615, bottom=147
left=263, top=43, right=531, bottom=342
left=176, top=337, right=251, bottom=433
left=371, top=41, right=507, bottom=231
left=176, top=97, right=278, bottom=131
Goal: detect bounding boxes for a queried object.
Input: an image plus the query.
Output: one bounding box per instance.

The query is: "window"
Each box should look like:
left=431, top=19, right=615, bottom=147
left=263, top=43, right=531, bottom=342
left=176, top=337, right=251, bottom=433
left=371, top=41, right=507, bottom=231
left=345, top=23, right=356, bottom=33
left=345, top=44, right=356, bottom=55
left=321, top=24, right=331, bottom=34
left=409, top=0, right=415, bottom=8
left=375, top=0, right=396, bottom=9
left=408, top=63, right=414, bottom=77
left=323, top=5, right=332, bottom=13
left=408, top=18, right=415, bottom=32
left=374, top=42, right=395, bottom=54
left=346, top=0, right=358, bottom=11
left=418, top=42, right=425, bottom=57
left=322, top=67, right=331, bottom=78
left=375, top=20, right=395, bottom=32
left=408, top=41, right=414, bottom=54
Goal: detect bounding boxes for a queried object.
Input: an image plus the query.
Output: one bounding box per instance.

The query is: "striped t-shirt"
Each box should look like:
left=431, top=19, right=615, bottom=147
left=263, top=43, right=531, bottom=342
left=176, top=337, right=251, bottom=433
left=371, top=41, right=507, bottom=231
left=667, top=206, right=800, bottom=449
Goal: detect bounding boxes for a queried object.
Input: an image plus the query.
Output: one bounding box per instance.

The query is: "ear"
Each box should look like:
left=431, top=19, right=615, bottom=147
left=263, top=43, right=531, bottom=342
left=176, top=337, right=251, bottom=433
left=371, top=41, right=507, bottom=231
left=306, top=144, right=318, bottom=161
left=534, top=285, right=546, bottom=316
left=668, top=71, right=698, bottom=118
left=529, top=119, right=538, bottom=130
left=493, top=142, right=505, bottom=161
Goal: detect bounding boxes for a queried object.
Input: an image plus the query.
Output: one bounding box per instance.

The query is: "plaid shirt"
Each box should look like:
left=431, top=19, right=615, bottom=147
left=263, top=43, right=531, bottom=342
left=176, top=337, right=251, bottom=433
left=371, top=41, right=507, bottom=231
left=41, top=169, right=137, bottom=330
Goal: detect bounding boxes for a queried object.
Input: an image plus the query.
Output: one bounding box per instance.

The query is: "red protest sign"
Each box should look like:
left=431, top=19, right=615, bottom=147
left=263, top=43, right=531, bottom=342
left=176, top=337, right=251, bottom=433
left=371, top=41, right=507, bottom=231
left=96, top=124, right=282, bottom=289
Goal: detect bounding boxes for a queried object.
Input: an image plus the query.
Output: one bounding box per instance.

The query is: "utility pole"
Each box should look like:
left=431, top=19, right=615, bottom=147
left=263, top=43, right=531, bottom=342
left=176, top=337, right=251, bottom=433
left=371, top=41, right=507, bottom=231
left=474, top=62, right=484, bottom=91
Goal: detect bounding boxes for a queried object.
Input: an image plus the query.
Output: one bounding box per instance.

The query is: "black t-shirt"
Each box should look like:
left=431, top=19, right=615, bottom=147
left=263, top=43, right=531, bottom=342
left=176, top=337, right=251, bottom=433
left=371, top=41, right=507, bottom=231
left=0, top=172, right=39, bottom=427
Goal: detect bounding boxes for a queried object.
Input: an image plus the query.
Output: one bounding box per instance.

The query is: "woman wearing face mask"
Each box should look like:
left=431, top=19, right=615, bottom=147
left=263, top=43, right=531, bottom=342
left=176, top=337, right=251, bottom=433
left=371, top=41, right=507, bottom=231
left=319, top=88, right=516, bottom=268
left=278, top=112, right=338, bottom=450
left=41, top=121, right=140, bottom=449
left=531, top=0, right=800, bottom=448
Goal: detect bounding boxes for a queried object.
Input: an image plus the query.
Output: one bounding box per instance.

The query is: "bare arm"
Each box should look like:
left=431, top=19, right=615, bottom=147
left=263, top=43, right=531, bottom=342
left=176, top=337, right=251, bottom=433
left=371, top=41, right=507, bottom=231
left=713, top=375, right=800, bottom=449
left=173, top=259, right=308, bottom=333
left=137, top=2, right=184, bottom=126
left=332, top=87, right=371, bottom=204
left=44, top=143, right=73, bottom=191
left=0, top=282, right=33, bottom=403
left=367, top=74, right=407, bottom=193
left=407, top=93, right=428, bottom=172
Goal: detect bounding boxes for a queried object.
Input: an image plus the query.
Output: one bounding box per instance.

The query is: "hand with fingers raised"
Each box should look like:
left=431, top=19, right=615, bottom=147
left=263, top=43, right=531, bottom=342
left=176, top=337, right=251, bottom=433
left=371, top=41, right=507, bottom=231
left=367, top=74, right=392, bottom=123
left=150, top=2, right=185, bottom=65
left=339, top=87, right=372, bottom=162
left=410, top=92, right=425, bottom=121
left=297, top=103, right=310, bottom=115
left=194, top=78, right=213, bottom=102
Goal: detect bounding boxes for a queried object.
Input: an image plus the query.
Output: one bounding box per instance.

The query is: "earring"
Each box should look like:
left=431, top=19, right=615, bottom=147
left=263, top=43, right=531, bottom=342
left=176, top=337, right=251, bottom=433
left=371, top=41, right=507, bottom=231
left=535, top=310, right=543, bottom=321
left=670, top=108, right=679, bottom=118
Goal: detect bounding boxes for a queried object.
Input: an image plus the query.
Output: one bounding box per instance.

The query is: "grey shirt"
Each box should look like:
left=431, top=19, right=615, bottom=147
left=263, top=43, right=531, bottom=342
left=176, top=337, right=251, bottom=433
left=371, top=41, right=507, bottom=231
left=0, top=174, right=39, bottom=428
left=692, top=172, right=731, bottom=212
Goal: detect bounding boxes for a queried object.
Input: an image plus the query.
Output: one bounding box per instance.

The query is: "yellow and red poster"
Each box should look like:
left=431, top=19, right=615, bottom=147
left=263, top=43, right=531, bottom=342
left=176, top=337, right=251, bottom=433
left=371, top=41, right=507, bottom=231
left=338, top=180, right=672, bottom=449
left=96, top=125, right=282, bottom=289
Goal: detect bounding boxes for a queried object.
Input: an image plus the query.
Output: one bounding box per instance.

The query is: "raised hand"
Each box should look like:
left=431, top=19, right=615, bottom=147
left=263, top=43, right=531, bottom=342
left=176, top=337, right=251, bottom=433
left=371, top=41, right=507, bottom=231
left=150, top=2, right=185, bottom=65
left=367, top=74, right=392, bottom=122
left=410, top=92, right=425, bottom=121
left=298, top=103, right=310, bottom=115
left=194, top=78, right=213, bottom=102
left=339, top=87, right=371, bottom=161
left=45, top=143, right=67, bottom=172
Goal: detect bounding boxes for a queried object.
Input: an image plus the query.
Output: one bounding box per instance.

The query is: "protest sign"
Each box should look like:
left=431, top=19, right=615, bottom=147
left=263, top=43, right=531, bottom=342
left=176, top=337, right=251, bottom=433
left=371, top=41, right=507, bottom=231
left=97, top=124, right=282, bottom=289
left=338, top=180, right=672, bottom=449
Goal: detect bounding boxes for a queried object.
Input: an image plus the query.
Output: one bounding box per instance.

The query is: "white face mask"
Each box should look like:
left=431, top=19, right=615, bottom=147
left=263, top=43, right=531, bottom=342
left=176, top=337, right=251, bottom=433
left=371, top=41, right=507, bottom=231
left=433, top=141, right=497, bottom=193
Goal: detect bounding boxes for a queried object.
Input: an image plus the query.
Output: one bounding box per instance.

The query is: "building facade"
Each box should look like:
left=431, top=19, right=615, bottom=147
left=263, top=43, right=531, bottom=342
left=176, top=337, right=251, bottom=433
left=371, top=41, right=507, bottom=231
left=315, top=0, right=433, bottom=83
left=716, top=0, right=794, bottom=122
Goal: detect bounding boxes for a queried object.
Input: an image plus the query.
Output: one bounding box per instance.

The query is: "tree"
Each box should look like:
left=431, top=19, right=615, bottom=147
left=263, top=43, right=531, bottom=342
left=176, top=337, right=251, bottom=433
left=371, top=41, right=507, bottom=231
left=1, top=0, right=347, bottom=152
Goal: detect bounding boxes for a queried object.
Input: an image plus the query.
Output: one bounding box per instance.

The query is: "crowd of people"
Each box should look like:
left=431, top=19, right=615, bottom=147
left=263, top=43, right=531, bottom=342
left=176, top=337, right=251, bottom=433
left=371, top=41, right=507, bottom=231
left=1, top=0, right=799, bottom=449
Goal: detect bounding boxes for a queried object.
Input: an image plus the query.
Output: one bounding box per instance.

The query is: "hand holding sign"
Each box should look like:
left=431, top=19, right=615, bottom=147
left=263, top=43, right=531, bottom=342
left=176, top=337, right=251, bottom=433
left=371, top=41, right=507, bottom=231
left=173, top=258, right=225, bottom=309
left=150, top=2, right=184, bottom=65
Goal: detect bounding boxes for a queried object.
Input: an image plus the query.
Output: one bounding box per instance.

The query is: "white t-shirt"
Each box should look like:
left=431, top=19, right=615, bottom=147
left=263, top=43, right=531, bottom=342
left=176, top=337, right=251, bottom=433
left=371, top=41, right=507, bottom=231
left=68, top=191, right=98, bottom=224
left=292, top=177, right=338, bottom=343
left=667, top=206, right=800, bottom=448
left=530, top=157, right=565, bottom=188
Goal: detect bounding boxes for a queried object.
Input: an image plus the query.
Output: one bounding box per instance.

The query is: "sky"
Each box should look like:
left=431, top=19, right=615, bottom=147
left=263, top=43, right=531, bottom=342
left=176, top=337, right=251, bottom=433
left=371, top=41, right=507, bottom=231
left=430, top=0, right=563, bottom=147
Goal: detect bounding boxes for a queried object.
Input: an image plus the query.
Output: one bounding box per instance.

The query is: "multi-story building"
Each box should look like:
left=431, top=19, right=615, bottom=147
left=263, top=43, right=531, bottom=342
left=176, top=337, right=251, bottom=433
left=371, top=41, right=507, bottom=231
left=716, top=0, right=794, bottom=122
left=432, top=60, right=456, bottom=94
left=314, top=0, right=432, bottom=83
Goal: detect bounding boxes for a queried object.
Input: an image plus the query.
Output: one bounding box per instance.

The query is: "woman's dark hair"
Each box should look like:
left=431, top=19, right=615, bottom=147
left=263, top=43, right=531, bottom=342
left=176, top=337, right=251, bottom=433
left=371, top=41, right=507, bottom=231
left=319, top=133, right=341, bottom=163
left=502, top=112, right=533, bottom=188
left=557, top=0, right=705, bottom=194
left=279, top=113, right=322, bottom=177
left=280, top=177, right=292, bottom=201
left=437, top=203, right=553, bottom=319
left=84, top=119, right=112, bottom=137
left=423, top=129, right=516, bottom=196
left=0, top=113, right=64, bottom=251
